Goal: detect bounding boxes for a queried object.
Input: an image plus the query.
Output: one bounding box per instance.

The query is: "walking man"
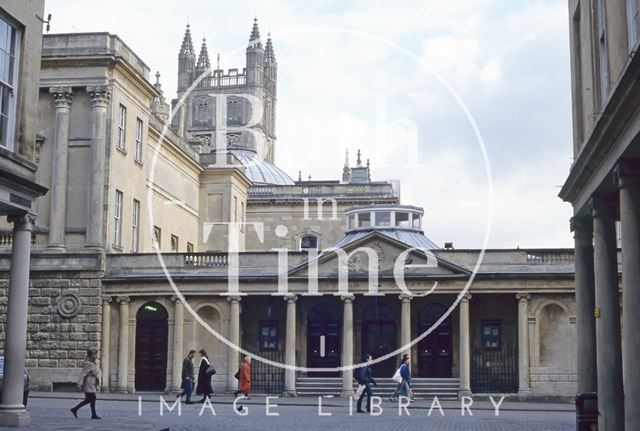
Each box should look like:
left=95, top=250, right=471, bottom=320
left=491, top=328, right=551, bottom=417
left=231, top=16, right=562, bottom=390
left=176, top=349, right=196, bottom=404
left=356, top=354, right=377, bottom=413
left=70, top=348, right=101, bottom=419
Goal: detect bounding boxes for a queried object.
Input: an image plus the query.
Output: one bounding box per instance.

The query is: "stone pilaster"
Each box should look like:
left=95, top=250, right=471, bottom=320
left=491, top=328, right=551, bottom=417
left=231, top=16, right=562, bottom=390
left=615, top=159, right=640, bottom=430
left=100, top=296, right=112, bottom=392
left=116, top=296, right=130, bottom=393
left=570, top=215, right=597, bottom=393
left=85, top=86, right=111, bottom=249
left=227, top=296, right=241, bottom=391
left=0, top=214, right=35, bottom=427
left=283, top=295, right=297, bottom=396
left=458, top=293, right=471, bottom=396
left=340, top=294, right=354, bottom=398
left=590, top=195, right=624, bottom=431
left=516, top=293, right=531, bottom=396
left=47, top=87, right=73, bottom=250
left=171, top=296, right=185, bottom=392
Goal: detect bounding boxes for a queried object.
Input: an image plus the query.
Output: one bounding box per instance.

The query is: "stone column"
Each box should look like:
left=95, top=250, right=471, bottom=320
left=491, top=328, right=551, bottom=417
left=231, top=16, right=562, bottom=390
left=47, top=87, right=73, bottom=250
left=590, top=196, right=624, bottom=431
left=571, top=216, right=597, bottom=393
left=172, top=296, right=185, bottom=392
left=227, top=296, right=241, bottom=391
left=458, top=293, right=471, bottom=396
left=340, top=294, right=354, bottom=398
left=516, top=293, right=531, bottom=396
left=399, top=294, right=412, bottom=355
left=283, top=295, right=297, bottom=396
left=116, top=296, right=130, bottom=393
left=0, top=215, right=34, bottom=427
left=85, top=86, right=111, bottom=249
left=615, top=159, right=640, bottom=429
left=100, top=297, right=112, bottom=392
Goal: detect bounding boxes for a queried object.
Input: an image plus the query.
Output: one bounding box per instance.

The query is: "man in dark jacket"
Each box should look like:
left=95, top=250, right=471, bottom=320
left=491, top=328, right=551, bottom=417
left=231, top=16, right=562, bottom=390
left=176, top=350, right=196, bottom=404
left=356, top=354, right=377, bottom=413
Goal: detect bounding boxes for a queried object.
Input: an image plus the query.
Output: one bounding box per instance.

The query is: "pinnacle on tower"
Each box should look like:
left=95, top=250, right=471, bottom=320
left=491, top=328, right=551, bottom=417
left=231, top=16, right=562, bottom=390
left=342, top=149, right=351, bottom=183
left=197, top=37, right=211, bottom=70
left=265, top=32, right=276, bottom=62
left=356, top=149, right=362, bottom=167
left=180, top=23, right=195, bottom=56
left=248, top=17, right=262, bottom=48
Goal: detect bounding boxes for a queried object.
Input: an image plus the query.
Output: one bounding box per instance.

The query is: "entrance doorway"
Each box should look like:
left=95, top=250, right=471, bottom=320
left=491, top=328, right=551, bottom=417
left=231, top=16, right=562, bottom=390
left=307, top=303, right=340, bottom=376
left=135, top=301, right=168, bottom=391
left=361, top=301, right=397, bottom=376
left=417, top=303, right=452, bottom=377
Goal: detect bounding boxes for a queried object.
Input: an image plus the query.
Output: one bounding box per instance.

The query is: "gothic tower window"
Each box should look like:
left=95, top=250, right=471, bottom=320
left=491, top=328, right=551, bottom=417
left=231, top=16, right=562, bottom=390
left=193, top=96, right=213, bottom=127
left=227, top=97, right=242, bottom=126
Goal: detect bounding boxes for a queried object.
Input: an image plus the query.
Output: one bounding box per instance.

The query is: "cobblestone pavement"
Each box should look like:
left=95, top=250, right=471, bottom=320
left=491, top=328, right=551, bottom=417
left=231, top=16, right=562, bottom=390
left=0, top=396, right=575, bottom=431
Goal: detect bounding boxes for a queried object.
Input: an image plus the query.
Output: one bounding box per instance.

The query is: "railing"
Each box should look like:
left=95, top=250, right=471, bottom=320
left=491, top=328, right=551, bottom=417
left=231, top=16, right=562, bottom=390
left=251, top=350, right=285, bottom=394
left=183, top=252, right=228, bottom=267
left=471, top=348, right=518, bottom=394
left=526, top=250, right=574, bottom=264
left=0, top=230, right=36, bottom=247
left=198, top=69, right=247, bottom=88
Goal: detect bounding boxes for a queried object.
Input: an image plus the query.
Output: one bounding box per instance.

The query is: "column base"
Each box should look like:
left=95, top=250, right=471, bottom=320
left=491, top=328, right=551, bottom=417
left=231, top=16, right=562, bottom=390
left=517, top=389, right=532, bottom=398
left=46, top=244, right=65, bottom=252
left=340, top=390, right=353, bottom=398
left=282, top=390, right=297, bottom=397
left=0, top=408, right=31, bottom=427
left=458, top=389, right=472, bottom=398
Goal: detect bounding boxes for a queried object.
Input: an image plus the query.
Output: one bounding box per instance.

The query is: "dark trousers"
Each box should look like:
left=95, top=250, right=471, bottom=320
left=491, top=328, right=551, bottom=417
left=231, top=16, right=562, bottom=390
left=357, top=385, right=373, bottom=412
left=73, top=393, right=97, bottom=417
left=177, top=378, right=193, bottom=402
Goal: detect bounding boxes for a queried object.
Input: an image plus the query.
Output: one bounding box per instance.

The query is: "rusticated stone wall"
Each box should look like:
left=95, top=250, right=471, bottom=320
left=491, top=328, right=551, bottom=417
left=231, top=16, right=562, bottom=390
left=0, top=252, right=104, bottom=390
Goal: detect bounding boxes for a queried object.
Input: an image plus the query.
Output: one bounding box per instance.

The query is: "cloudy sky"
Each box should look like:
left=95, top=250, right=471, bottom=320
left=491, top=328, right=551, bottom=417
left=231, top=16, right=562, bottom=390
left=46, top=0, right=574, bottom=249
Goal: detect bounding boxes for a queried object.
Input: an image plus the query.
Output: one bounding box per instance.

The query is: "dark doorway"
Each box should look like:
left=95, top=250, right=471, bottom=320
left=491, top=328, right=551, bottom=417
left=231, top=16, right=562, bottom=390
left=135, top=301, right=168, bottom=391
left=361, top=301, right=397, bottom=377
left=417, top=303, right=453, bottom=377
left=307, top=303, right=340, bottom=377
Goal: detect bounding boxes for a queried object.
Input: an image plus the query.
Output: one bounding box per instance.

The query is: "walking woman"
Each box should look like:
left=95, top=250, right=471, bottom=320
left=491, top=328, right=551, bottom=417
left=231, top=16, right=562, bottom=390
left=390, top=353, right=413, bottom=402
left=70, top=348, right=101, bottom=419
left=195, top=349, right=215, bottom=403
left=234, top=356, right=252, bottom=399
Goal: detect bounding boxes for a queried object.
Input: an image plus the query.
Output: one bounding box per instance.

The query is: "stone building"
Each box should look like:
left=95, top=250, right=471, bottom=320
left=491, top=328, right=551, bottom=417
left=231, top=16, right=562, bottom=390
left=0, top=0, right=47, bottom=426
left=561, top=0, right=640, bottom=429
left=0, top=19, right=580, bottom=401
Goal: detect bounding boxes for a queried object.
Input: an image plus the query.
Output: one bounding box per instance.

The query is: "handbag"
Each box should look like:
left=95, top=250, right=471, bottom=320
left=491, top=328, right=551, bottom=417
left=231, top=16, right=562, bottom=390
left=234, top=369, right=240, bottom=380
left=206, top=365, right=216, bottom=376
left=392, top=366, right=403, bottom=384
left=353, top=384, right=366, bottom=400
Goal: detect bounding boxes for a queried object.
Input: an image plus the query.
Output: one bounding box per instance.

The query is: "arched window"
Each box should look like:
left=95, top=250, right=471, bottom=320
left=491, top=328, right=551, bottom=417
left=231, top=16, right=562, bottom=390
left=227, top=97, right=242, bottom=126
left=300, top=235, right=318, bottom=250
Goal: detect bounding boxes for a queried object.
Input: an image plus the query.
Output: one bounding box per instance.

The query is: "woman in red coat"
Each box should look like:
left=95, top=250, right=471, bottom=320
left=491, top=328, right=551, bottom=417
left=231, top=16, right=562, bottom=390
left=234, top=357, right=251, bottom=398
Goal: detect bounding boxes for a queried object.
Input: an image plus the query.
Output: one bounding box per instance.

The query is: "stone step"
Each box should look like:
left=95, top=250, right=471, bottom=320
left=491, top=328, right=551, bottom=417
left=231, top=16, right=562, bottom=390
left=296, top=377, right=460, bottom=399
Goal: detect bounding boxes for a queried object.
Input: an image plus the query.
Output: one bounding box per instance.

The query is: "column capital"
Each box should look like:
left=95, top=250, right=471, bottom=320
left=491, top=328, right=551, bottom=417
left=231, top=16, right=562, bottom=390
left=171, top=295, right=184, bottom=304
left=116, top=296, right=130, bottom=304
left=588, top=194, right=619, bottom=220
left=399, top=294, right=413, bottom=302
left=7, top=214, right=35, bottom=231
left=282, top=294, right=298, bottom=303
left=340, top=294, right=355, bottom=303
left=87, top=85, right=111, bottom=108
left=102, top=296, right=113, bottom=305
left=227, top=295, right=242, bottom=304
left=49, top=86, right=73, bottom=108
left=613, top=158, right=640, bottom=188
left=516, top=293, right=531, bottom=302
left=459, top=292, right=472, bottom=302
left=570, top=216, right=593, bottom=237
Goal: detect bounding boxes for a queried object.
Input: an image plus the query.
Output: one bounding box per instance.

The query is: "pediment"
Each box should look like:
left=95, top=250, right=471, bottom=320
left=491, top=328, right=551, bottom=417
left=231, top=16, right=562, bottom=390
left=289, top=231, right=469, bottom=279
